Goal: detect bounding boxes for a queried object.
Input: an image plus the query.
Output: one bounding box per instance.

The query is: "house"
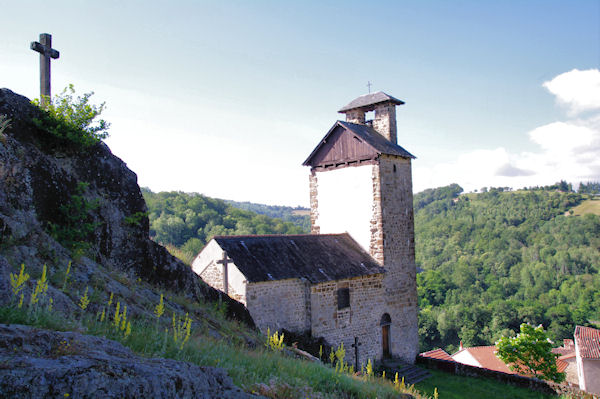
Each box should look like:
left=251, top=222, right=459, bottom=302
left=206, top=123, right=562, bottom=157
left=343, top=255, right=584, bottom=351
left=451, top=345, right=515, bottom=374
left=420, top=348, right=453, bottom=361
left=552, top=339, right=578, bottom=386
left=192, top=92, right=419, bottom=365
left=574, top=325, right=600, bottom=395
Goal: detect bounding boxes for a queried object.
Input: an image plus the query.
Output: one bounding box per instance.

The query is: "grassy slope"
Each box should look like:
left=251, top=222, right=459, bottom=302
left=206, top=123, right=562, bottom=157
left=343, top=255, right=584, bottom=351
left=569, top=198, right=600, bottom=216
left=416, top=369, right=555, bottom=399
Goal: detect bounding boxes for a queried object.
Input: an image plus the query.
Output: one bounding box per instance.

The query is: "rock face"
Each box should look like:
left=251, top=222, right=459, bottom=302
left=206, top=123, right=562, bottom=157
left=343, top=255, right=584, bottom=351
left=0, top=88, right=258, bottom=397
left=0, top=88, right=253, bottom=325
left=0, top=324, right=256, bottom=399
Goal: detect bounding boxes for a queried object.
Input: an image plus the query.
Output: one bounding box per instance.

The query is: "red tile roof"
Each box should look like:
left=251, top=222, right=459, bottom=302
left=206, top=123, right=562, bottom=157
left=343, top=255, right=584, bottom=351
left=420, top=348, right=453, bottom=361
left=552, top=338, right=575, bottom=356
left=574, top=325, right=600, bottom=359
left=453, top=346, right=516, bottom=374
left=556, top=358, right=570, bottom=373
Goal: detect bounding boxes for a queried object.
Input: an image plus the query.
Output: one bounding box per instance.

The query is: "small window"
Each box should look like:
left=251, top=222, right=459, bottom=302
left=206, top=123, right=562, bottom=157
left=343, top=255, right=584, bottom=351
left=337, top=288, right=350, bottom=310
left=393, top=164, right=397, bottom=173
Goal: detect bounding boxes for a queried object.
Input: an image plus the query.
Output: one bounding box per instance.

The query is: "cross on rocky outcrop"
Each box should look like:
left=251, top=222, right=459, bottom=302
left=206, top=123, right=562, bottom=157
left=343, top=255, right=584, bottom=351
left=30, top=33, right=60, bottom=107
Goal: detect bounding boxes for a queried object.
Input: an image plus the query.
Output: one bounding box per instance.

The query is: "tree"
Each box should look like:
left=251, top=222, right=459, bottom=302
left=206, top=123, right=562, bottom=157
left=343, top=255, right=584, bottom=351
left=495, top=323, right=565, bottom=382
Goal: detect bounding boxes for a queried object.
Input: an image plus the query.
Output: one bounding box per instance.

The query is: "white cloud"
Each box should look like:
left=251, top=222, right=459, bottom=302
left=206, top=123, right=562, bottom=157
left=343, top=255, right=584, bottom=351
left=415, top=69, right=600, bottom=193
left=543, top=69, right=600, bottom=115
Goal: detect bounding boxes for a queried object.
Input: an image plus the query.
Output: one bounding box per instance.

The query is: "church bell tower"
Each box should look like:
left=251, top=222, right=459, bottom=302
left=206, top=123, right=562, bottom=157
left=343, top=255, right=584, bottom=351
left=303, top=91, right=418, bottom=362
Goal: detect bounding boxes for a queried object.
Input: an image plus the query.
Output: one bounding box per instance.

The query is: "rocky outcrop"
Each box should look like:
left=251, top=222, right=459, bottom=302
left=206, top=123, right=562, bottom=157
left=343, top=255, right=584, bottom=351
left=0, top=88, right=253, bottom=325
left=0, top=324, right=257, bottom=399
left=0, top=88, right=258, bottom=397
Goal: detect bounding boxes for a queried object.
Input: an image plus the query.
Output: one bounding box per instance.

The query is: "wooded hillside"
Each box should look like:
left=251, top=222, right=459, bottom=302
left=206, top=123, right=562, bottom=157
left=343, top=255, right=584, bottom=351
left=415, top=185, right=600, bottom=353
left=143, top=189, right=306, bottom=263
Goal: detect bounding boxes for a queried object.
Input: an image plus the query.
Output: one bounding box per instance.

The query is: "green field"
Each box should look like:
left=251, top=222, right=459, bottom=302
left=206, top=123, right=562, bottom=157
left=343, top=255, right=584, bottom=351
left=415, top=369, right=556, bottom=399
left=569, top=198, right=600, bottom=216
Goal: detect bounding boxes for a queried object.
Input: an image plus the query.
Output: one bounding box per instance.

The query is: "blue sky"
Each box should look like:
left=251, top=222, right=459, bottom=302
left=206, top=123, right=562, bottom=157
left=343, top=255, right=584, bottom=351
left=2, top=1, right=599, bottom=206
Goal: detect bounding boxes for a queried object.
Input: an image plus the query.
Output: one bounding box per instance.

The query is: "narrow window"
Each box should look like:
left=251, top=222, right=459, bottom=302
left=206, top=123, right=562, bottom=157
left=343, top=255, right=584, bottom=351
left=393, top=164, right=397, bottom=173
left=337, top=288, right=350, bottom=310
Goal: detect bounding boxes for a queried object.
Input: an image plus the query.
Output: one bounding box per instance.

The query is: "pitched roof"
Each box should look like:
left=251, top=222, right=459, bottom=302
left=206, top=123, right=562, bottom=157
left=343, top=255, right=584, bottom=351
left=420, top=348, right=453, bottom=361
left=574, top=325, right=600, bottom=359
left=338, top=92, right=405, bottom=112
left=552, top=339, right=575, bottom=356
left=212, top=233, right=384, bottom=284
left=452, top=346, right=515, bottom=374
left=556, top=358, right=570, bottom=373
left=302, top=121, right=415, bottom=167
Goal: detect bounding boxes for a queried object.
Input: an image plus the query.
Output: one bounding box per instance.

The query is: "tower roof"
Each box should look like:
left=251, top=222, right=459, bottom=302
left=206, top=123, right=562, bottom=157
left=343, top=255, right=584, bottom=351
left=338, top=91, right=405, bottom=113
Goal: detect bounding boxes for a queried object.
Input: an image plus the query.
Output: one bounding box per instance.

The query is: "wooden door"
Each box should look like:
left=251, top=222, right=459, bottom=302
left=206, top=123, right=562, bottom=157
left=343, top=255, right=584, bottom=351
left=382, top=325, right=390, bottom=358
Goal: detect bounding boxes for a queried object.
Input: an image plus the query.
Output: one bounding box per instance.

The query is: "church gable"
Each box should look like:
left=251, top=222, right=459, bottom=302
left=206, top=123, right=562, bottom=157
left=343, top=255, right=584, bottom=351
left=303, top=123, right=380, bottom=169
left=304, top=121, right=415, bottom=170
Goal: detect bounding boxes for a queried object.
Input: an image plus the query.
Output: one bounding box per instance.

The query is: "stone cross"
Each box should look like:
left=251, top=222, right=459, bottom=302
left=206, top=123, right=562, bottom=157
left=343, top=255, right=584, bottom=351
left=30, top=33, right=60, bottom=107
left=366, top=81, right=372, bottom=93
left=216, top=251, right=232, bottom=295
left=351, top=336, right=362, bottom=370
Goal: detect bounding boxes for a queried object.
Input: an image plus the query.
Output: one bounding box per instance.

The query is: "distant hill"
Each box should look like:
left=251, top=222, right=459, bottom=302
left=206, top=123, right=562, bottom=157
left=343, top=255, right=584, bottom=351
left=142, top=189, right=307, bottom=263
left=415, top=184, right=600, bottom=353
left=224, top=199, right=310, bottom=232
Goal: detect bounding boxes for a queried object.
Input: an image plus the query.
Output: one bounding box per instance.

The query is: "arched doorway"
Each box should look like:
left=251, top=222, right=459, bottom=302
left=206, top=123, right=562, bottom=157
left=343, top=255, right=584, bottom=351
left=380, top=313, right=391, bottom=358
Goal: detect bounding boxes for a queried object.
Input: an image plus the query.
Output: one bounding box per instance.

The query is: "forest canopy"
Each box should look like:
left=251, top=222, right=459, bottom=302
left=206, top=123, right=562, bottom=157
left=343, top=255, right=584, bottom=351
left=415, top=184, right=600, bottom=353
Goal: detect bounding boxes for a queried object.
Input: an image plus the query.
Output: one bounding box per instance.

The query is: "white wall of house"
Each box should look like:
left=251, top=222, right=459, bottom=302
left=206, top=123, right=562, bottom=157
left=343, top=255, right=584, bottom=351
left=579, top=358, right=600, bottom=395
left=452, top=350, right=482, bottom=368
left=313, top=165, right=375, bottom=253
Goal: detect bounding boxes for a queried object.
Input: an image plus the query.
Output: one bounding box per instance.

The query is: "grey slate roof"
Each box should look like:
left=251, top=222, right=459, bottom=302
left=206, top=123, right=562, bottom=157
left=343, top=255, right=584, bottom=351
left=338, top=92, right=405, bottom=112
left=212, top=233, right=384, bottom=284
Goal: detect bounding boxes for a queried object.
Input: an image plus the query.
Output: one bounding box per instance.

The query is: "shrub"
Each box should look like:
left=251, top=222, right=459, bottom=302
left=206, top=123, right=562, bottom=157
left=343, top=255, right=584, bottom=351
left=31, top=84, right=110, bottom=147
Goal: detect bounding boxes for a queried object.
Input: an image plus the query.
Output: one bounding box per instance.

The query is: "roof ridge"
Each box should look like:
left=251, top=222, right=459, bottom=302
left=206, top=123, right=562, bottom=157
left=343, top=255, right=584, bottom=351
left=212, top=233, right=350, bottom=239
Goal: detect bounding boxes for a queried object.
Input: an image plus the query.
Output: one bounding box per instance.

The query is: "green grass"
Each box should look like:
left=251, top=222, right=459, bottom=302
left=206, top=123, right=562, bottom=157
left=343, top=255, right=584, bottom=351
left=416, top=369, right=556, bottom=399
left=0, top=299, right=427, bottom=399
left=569, top=198, right=600, bottom=216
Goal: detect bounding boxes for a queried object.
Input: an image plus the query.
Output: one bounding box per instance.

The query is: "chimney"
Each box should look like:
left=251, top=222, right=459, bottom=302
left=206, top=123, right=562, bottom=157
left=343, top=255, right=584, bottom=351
left=338, top=92, right=404, bottom=144
left=373, top=102, right=397, bottom=144
left=459, top=341, right=464, bottom=351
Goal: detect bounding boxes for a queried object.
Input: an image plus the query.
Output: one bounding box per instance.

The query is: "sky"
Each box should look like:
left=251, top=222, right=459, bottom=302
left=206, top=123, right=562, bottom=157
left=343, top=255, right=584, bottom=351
left=1, top=1, right=599, bottom=206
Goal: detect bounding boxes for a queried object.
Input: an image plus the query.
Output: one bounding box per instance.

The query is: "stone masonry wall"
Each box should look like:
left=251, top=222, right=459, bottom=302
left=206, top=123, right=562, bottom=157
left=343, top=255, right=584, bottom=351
left=310, top=274, right=385, bottom=368
left=373, top=104, right=397, bottom=144
left=246, top=278, right=311, bottom=333
left=374, top=155, right=419, bottom=362
left=309, top=171, right=320, bottom=234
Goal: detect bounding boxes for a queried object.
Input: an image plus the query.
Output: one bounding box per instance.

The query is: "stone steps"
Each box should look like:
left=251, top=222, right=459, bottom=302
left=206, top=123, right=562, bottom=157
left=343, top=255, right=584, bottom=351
left=379, top=359, right=431, bottom=385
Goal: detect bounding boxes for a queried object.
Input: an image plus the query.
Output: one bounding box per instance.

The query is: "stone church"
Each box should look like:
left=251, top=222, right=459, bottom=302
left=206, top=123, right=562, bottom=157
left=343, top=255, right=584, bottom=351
left=192, top=91, right=418, bottom=365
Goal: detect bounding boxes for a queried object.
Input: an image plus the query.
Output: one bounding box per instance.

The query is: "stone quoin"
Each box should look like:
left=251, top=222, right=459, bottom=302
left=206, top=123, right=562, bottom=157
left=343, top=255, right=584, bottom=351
left=192, top=91, right=418, bottom=365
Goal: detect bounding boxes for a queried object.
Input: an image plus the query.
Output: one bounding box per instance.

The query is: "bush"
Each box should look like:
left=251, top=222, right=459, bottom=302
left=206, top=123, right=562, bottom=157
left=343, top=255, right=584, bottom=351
left=32, top=84, right=110, bottom=147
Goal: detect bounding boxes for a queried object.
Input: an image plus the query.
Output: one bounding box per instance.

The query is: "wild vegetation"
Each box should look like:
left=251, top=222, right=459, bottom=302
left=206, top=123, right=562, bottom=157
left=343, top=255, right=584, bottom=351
left=415, top=184, right=600, bottom=353
left=31, top=84, right=110, bottom=147
left=2, top=262, right=430, bottom=399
